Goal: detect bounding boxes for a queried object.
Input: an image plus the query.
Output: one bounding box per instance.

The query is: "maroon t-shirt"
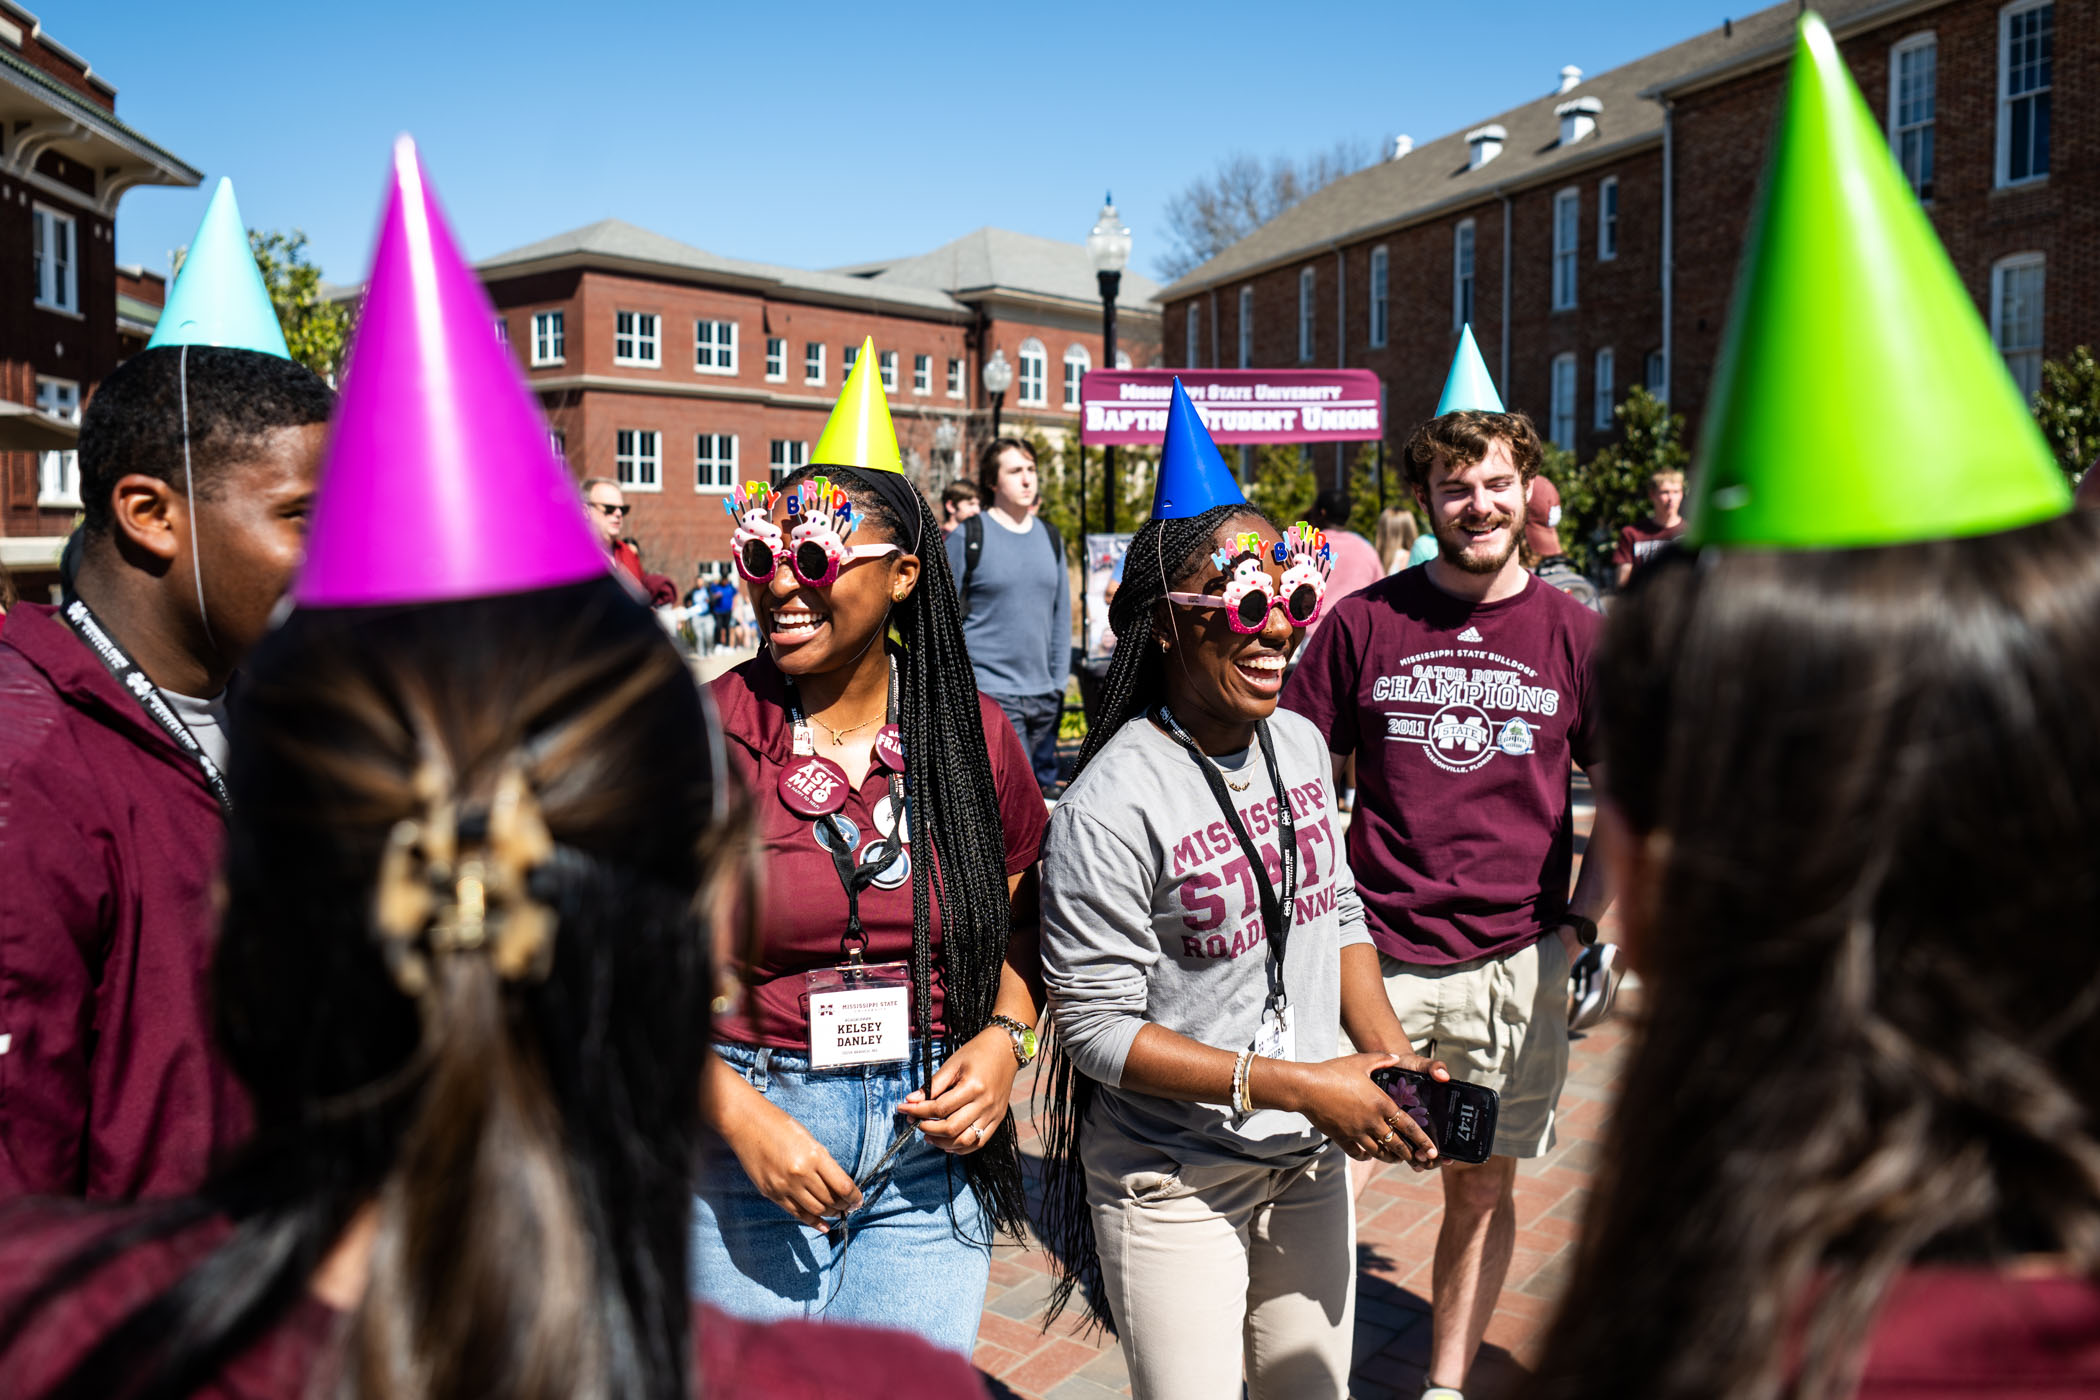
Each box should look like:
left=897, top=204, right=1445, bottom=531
left=0, top=1206, right=987, bottom=1399
left=1611, top=515, right=1686, bottom=569
left=1281, top=567, right=1600, bottom=965
left=711, top=657, right=1046, bottom=1048
left=1852, top=1269, right=2100, bottom=1396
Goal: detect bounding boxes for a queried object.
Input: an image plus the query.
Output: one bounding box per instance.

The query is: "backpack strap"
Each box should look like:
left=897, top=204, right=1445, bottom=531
left=961, top=512, right=984, bottom=608
left=1041, top=517, right=1063, bottom=566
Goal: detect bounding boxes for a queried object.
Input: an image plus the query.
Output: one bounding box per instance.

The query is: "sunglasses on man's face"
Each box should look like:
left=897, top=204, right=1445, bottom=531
left=593, top=502, right=633, bottom=518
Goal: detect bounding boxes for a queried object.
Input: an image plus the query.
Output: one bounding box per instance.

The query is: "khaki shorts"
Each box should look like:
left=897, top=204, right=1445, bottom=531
left=1347, top=935, right=1571, bottom=1158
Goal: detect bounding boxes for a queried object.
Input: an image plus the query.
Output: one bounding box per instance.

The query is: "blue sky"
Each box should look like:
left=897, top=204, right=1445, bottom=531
left=59, top=0, right=1710, bottom=286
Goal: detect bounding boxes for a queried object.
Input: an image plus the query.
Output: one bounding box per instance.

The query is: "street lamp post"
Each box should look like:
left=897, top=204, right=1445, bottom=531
left=1086, top=194, right=1132, bottom=534
left=981, top=349, right=1013, bottom=441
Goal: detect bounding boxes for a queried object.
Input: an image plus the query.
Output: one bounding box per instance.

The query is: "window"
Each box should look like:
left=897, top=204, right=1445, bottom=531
left=1237, top=287, right=1253, bottom=367
left=615, top=429, right=661, bottom=490
left=804, top=341, right=825, bottom=384
left=1367, top=246, right=1390, bottom=349
left=494, top=317, right=510, bottom=345
left=1018, top=337, right=1047, bottom=405
left=913, top=353, right=930, bottom=394
left=695, top=319, right=737, bottom=374
left=550, top=429, right=566, bottom=459
left=765, top=337, right=786, bottom=381
left=1185, top=302, right=1201, bottom=366
left=35, top=376, right=80, bottom=506
left=1549, top=354, right=1577, bottom=450
left=842, top=343, right=858, bottom=380
left=1598, top=177, right=1619, bottom=260
left=1116, top=350, right=1132, bottom=370
left=32, top=206, right=77, bottom=314
left=946, top=357, right=964, bottom=398
left=1998, top=1, right=2052, bottom=187
left=1594, top=348, right=1616, bottom=429
left=1991, top=253, right=2046, bottom=399
left=531, top=310, right=565, bottom=365
left=1552, top=189, right=1580, bottom=310
left=695, top=433, right=737, bottom=492
left=1298, top=266, right=1317, bottom=361
left=614, top=311, right=660, bottom=366
left=878, top=349, right=897, bottom=393
left=768, top=439, right=809, bottom=483
left=1063, top=344, right=1091, bottom=410
left=1645, top=349, right=1667, bottom=399
left=1891, top=34, right=1937, bottom=199
left=1453, top=220, right=1476, bottom=330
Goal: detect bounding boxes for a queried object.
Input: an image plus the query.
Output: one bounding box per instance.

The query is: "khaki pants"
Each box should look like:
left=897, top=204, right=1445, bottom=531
left=1084, top=1113, right=1356, bottom=1400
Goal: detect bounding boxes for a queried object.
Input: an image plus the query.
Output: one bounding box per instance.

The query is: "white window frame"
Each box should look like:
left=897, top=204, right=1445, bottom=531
left=550, top=428, right=566, bottom=460
left=1453, top=220, right=1476, bottom=330
left=35, top=376, right=81, bottom=506
left=764, top=336, right=787, bottom=381
left=1062, top=344, right=1091, bottom=410
left=531, top=310, right=566, bottom=366
left=1645, top=349, right=1668, bottom=401
left=614, top=311, right=660, bottom=367
left=1368, top=245, right=1389, bottom=349
left=494, top=316, right=510, bottom=345
left=615, top=428, right=662, bottom=491
left=1018, top=337, right=1047, bottom=406
left=695, top=432, right=738, bottom=493
left=1990, top=252, right=2046, bottom=399
left=1997, top=0, right=2053, bottom=188
left=1185, top=302, right=1201, bottom=367
left=1297, top=266, right=1317, bottom=362
left=1597, top=177, right=1619, bottom=261
left=1552, top=188, right=1580, bottom=310
left=878, top=349, right=898, bottom=393
left=1889, top=32, right=1938, bottom=200
left=694, top=319, right=737, bottom=375
left=1593, top=348, right=1615, bottom=430
left=946, top=356, right=964, bottom=399
left=913, top=353, right=931, bottom=395
left=768, top=438, right=809, bottom=483
left=1237, top=286, right=1253, bottom=367
left=1548, top=354, right=1578, bottom=450
left=842, top=343, right=859, bottom=381
left=32, top=205, right=78, bottom=315
left=804, top=341, right=826, bottom=385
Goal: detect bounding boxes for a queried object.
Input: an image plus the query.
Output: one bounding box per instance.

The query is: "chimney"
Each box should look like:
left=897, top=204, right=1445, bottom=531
left=1556, top=96, right=1602, bottom=145
left=1465, top=124, right=1506, bottom=171
left=1391, top=133, right=1414, bottom=161
left=1558, top=65, right=1583, bottom=94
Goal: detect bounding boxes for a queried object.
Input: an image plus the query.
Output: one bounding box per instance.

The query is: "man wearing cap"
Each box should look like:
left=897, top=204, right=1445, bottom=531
left=0, top=181, right=335, bottom=1199
left=1525, top=475, right=1600, bottom=610
left=1282, top=327, right=1611, bottom=1400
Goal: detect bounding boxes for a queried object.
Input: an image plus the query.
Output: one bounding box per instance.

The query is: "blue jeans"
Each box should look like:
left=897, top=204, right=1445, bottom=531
left=690, top=1040, right=991, bottom=1356
left=990, top=690, right=1064, bottom=793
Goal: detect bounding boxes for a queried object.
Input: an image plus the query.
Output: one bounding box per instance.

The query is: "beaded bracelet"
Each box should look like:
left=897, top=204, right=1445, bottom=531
left=1230, top=1048, right=1253, bottom=1117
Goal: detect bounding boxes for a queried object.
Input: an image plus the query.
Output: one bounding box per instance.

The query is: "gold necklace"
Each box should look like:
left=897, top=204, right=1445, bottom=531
left=815, top=712, right=883, bottom=746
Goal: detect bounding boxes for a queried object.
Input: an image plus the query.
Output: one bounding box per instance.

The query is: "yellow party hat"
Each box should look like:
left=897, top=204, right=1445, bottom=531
left=812, top=336, right=903, bottom=475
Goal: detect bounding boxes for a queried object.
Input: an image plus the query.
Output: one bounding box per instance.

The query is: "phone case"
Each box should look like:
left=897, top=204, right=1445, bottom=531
left=1370, top=1066, right=1501, bottom=1165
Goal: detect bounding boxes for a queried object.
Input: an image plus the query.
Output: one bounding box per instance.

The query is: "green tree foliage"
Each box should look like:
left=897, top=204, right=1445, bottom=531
left=1552, top=387, right=1689, bottom=577
left=1033, top=430, right=1158, bottom=563
left=2032, top=345, right=2100, bottom=485
left=247, top=230, right=353, bottom=381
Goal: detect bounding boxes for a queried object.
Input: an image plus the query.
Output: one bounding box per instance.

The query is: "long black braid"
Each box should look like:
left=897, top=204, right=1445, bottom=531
left=1039, top=500, right=1268, bottom=1328
left=777, top=465, right=1029, bottom=1238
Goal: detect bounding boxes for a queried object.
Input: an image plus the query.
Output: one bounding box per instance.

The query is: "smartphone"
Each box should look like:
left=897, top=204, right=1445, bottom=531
left=1369, top=1066, right=1500, bottom=1165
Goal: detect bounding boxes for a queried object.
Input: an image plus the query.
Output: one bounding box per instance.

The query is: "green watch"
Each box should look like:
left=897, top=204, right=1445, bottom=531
left=989, top=1014, right=1037, bottom=1067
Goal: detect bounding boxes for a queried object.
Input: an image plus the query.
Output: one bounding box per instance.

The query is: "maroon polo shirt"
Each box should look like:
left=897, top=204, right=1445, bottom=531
left=1612, top=515, right=1686, bottom=571
left=0, top=605, right=252, bottom=1199
left=711, top=656, right=1046, bottom=1049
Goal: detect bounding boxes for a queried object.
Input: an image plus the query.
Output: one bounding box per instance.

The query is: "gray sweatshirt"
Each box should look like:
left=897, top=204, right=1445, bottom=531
left=1040, top=708, right=1369, bottom=1166
left=946, top=512, right=1072, bottom=699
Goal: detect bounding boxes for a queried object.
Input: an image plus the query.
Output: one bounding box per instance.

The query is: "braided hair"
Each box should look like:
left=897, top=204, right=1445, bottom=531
left=1039, top=500, right=1270, bottom=1327
left=775, top=465, right=1028, bottom=1238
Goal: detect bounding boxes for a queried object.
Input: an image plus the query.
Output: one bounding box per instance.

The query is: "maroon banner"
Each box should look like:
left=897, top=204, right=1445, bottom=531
left=1079, top=368, right=1384, bottom=446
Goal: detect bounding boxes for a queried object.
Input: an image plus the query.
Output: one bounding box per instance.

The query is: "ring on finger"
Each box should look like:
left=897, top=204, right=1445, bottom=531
left=1376, top=1129, right=1399, bottom=1148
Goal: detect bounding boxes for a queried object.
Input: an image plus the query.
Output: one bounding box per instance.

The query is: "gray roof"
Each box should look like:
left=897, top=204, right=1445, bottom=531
left=478, top=219, right=968, bottom=316
left=0, top=42, right=197, bottom=184
left=1161, top=0, right=1888, bottom=299
left=866, top=227, right=1163, bottom=311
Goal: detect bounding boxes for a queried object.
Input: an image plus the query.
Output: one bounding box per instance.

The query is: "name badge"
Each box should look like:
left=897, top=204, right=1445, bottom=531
left=1253, top=1002, right=1295, bottom=1063
left=807, top=960, right=911, bottom=1068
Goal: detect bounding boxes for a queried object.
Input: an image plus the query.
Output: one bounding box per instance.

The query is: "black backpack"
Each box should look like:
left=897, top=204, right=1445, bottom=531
left=959, top=511, right=1064, bottom=609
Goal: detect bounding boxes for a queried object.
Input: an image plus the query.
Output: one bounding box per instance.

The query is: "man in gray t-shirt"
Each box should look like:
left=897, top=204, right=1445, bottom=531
left=947, top=438, right=1071, bottom=794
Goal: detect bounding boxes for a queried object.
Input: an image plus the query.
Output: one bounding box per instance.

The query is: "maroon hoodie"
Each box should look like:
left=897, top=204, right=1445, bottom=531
left=0, top=603, right=252, bottom=1199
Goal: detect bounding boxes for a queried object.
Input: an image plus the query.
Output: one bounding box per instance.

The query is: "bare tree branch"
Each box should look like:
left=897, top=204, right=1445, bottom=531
left=1156, top=140, right=1373, bottom=281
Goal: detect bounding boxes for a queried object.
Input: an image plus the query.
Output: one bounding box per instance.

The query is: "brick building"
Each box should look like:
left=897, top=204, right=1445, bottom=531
left=1160, top=0, right=2083, bottom=477
left=0, top=1, right=197, bottom=599
left=478, top=222, right=1160, bottom=579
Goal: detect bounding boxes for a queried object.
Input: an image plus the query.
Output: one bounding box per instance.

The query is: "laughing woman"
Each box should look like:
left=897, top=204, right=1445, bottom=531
left=691, top=342, right=1047, bottom=1356
left=1036, top=386, right=1447, bottom=1400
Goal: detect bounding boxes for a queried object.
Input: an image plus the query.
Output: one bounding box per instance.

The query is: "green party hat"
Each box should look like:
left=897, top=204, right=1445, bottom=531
left=1688, top=11, right=2068, bottom=549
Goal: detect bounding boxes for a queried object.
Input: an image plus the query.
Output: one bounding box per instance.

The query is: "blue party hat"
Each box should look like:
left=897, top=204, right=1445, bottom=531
left=148, top=178, right=290, bottom=358
left=1435, top=323, right=1504, bottom=415
left=1152, top=378, right=1248, bottom=520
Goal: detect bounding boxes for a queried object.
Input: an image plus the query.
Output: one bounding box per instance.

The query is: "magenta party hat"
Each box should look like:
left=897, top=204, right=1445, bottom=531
left=296, top=137, right=605, bottom=607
